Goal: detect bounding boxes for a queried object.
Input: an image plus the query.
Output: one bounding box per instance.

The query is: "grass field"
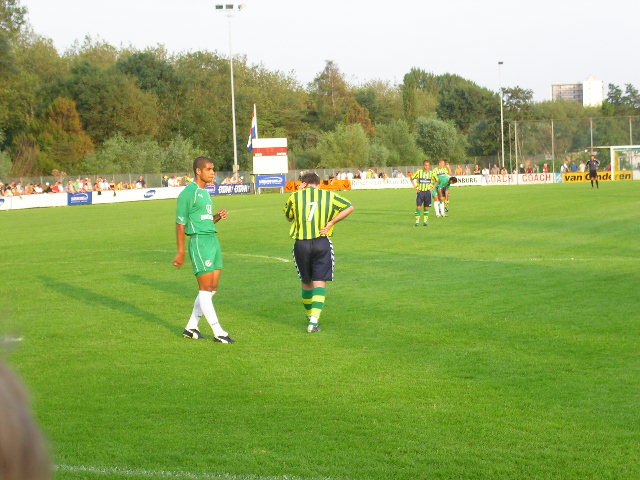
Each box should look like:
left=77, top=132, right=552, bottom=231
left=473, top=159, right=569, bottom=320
left=2, top=182, right=639, bottom=480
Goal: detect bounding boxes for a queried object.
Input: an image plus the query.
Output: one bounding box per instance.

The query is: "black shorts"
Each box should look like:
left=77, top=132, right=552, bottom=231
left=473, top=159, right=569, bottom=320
left=416, top=190, right=432, bottom=208
left=293, top=237, right=334, bottom=283
left=589, top=170, right=598, bottom=180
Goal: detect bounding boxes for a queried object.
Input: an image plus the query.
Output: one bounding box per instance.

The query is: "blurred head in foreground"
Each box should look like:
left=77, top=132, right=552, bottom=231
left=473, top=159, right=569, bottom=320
left=0, top=361, right=51, bottom=480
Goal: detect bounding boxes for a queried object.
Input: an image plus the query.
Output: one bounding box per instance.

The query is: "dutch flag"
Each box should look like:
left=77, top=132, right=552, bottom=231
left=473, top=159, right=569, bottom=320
left=247, top=104, right=258, bottom=152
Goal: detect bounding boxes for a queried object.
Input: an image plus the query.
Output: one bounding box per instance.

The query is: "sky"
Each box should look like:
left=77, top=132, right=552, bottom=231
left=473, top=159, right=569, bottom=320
left=21, top=0, right=640, bottom=102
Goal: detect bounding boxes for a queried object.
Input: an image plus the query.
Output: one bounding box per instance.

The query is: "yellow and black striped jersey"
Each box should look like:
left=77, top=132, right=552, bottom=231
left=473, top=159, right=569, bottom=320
left=412, top=169, right=437, bottom=191
left=284, top=187, right=352, bottom=240
left=431, top=166, right=450, bottom=179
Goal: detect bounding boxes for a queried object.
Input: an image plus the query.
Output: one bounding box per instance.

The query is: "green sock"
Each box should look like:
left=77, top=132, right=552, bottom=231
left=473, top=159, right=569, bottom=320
left=309, top=287, right=326, bottom=321
left=415, top=209, right=421, bottom=224
left=423, top=209, right=429, bottom=224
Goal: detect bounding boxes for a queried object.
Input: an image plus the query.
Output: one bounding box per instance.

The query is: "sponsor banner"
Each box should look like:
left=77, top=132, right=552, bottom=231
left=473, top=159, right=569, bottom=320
left=563, top=171, right=633, bottom=182
left=0, top=193, right=68, bottom=210
left=518, top=173, right=555, bottom=184
left=92, top=187, right=183, bottom=204
left=67, top=192, right=92, bottom=206
left=452, top=175, right=481, bottom=186
left=256, top=175, right=286, bottom=189
left=555, top=173, right=563, bottom=183
left=206, top=184, right=253, bottom=196
left=479, top=173, right=555, bottom=186
left=634, top=171, right=640, bottom=181
left=350, top=178, right=413, bottom=190
left=285, top=180, right=352, bottom=192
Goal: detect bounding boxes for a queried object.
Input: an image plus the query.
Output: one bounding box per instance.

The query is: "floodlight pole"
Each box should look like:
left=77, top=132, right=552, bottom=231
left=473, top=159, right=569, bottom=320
left=498, top=61, right=505, bottom=169
left=215, top=3, right=245, bottom=177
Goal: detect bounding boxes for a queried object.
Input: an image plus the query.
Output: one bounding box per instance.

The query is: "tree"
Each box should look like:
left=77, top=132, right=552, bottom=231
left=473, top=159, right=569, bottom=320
left=374, top=119, right=424, bottom=165
left=162, top=135, right=206, bottom=173
left=316, top=124, right=369, bottom=168
left=56, top=62, right=161, bottom=143
left=83, top=134, right=164, bottom=174
left=38, top=97, right=94, bottom=173
left=415, top=116, right=467, bottom=163
left=354, top=80, right=403, bottom=125
left=502, top=86, right=534, bottom=120
left=344, top=103, right=375, bottom=136
left=309, top=60, right=354, bottom=130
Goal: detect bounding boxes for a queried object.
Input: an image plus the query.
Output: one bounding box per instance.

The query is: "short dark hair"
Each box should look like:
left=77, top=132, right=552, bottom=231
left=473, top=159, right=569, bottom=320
left=300, top=172, right=321, bottom=185
left=449, top=176, right=458, bottom=184
left=193, top=156, right=213, bottom=175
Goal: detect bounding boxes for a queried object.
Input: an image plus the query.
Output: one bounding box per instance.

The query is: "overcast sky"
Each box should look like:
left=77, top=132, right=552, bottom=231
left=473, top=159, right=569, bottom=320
left=21, top=0, right=640, bottom=102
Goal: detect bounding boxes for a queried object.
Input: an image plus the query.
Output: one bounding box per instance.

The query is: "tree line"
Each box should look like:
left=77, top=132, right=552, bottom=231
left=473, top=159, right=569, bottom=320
left=1, top=0, right=639, bottom=178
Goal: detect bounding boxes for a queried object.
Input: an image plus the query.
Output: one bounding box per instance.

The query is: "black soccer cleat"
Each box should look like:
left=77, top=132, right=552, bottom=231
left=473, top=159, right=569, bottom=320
left=183, top=328, right=204, bottom=339
left=213, top=335, right=237, bottom=343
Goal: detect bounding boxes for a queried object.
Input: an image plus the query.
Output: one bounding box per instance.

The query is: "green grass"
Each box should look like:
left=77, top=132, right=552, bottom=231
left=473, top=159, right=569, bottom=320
left=1, top=182, right=639, bottom=480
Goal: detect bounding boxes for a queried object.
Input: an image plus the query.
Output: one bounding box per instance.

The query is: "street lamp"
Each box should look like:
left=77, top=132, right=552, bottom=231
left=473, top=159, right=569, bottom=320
left=498, top=61, right=505, bottom=169
left=215, top=3, right=245, bottom=176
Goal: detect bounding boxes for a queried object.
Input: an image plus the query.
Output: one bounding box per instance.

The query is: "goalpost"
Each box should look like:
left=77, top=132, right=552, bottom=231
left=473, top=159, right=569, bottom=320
left=609, top=145, right=640, bottom=181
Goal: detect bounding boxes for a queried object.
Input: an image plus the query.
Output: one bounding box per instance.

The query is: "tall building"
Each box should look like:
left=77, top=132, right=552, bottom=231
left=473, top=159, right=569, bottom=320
left=551, top=76, right=604, bottom=107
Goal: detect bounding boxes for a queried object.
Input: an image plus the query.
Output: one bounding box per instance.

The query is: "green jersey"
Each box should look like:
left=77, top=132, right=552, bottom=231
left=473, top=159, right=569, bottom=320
left=412, top=169, right=437, bottom=191
left=176, top=182, right=217, bottom=235
left=284, top=186, right=352, bottom=240
left=435, top=174, right=451, bottom=190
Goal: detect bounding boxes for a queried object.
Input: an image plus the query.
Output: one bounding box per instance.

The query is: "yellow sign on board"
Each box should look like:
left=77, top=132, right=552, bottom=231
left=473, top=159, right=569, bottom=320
left=562, top=171, right=633, bottom=183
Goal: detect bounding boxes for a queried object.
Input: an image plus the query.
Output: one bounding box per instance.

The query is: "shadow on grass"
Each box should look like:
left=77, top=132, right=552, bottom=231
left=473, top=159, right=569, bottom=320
left=122, top=273, right=192, bottom=298
left=39, top=276, right=178, bottom=336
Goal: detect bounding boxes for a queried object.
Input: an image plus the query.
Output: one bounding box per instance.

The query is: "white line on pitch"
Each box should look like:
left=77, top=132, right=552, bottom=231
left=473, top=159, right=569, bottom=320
left=1, top=336, right=23, bottom=343
left=230, top=253, right=291, bottom=263
left=56, top=465, right=343, bottom=480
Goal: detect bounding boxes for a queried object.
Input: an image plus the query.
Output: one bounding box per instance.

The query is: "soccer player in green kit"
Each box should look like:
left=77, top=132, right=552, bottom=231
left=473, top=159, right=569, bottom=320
left=434, top=173, right=458, bottom=217
left=284, top=172, right=355, bottom=333
left=173, top=157, right=236, bottom=343
left=431, top=159, right=452, bottom=217
left=411, top=160, right=437, bottom=226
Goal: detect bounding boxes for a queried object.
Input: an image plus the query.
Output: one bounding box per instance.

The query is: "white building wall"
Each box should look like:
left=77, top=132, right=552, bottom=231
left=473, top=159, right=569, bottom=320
left=582, top=76, right=604, bottom=107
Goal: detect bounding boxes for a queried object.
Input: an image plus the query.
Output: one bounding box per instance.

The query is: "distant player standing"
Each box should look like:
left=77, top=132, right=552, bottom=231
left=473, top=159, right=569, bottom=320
left=173, top=157, right=236, bottom=343
left=411, top=160, right=437, bottom=227
left=284, top=172, right=355, bottom=333
left=586, top=155, right=600, bottom=189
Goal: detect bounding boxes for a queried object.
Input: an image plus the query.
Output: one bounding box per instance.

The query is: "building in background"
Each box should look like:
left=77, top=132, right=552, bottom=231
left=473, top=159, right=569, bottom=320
left=551, top=76, right=604, bottom=107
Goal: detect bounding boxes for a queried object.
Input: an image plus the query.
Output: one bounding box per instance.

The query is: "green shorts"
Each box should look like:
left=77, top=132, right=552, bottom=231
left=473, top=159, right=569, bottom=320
left=188, top=234, right=223, bottom=277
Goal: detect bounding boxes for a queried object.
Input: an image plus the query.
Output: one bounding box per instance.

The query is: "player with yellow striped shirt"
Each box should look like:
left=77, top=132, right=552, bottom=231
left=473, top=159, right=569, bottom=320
left=283, top=172, right=355, bottom=333
left=411, top=160, right=437, bottom=227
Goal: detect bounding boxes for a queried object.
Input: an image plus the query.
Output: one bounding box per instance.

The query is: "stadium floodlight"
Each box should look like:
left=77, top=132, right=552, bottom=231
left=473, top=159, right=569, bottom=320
left=498, top=61, right=505, bottom=169
left=215, top=3, right=246, bottom=176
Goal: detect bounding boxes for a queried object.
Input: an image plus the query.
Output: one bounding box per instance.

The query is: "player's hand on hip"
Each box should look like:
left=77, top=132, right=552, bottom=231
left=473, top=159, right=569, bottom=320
left=173, top=252, right=185, bottom=268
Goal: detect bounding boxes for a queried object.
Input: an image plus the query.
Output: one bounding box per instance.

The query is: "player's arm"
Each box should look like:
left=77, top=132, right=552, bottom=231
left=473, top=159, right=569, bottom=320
left=320, top=205, right=355, bottom=236
left=284, top=196, right=295, bottom=222
left=214, top=209, right=227, bottom=223
left=173, top=223, right=187, bottom=268
left=411, top=172, right=419, bottom=190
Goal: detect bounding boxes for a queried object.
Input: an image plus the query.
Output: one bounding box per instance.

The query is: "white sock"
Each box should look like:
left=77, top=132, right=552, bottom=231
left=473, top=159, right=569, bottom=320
left=185, top=296, right=202, bottom=330
left=434, top=201, right=440, bottom=215
left=197, top=290, right=227, bottom=337
left=439, top=202, right=445, bottom=216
